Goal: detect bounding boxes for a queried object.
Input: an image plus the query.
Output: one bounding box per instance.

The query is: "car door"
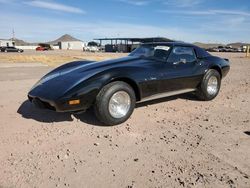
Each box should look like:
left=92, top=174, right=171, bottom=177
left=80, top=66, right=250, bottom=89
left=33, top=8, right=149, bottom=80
left=159, top=46, right=202, bottom=93
left=8, top=47, right=14, bottom=52
left=138, top=45, right=173, bottom=99
left=12, top=47, right=18, bottom=52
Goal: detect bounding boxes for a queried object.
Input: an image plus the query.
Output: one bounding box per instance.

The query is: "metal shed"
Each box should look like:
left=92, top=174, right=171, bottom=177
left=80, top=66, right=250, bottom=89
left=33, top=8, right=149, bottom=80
left=94, top=37, right=173, bottom=53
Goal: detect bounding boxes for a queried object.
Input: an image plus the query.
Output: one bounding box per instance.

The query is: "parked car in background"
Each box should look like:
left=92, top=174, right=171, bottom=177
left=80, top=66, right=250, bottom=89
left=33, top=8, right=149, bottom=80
left=36, top=43, right=53, bottom=51
left=206, top=45, right=243, bottom=53
left=36, top=46, right=49, bottom=51
left=83, top=41, right=100, bottom=52
left=0, top=46, right=23, bottom=53
left=217, top=46, right=225, bottom=52
left=206, top=48, right=220, bottom=52
left=83, top=46, right=99, bottom=52
left=28, top=42, right=230, bottom=125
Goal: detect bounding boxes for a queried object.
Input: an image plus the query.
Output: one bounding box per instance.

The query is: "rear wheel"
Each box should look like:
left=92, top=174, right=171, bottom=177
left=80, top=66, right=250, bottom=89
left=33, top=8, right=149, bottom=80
left=196, top=69, right=221, bottom=101
left=94, top=81, right=136, bottom=125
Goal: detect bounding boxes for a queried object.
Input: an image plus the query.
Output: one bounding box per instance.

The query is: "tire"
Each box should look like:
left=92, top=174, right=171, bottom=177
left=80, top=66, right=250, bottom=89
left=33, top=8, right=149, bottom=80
left=94, top=81, right=136, bottom=125
left=196, top=69, right=221, bottom=101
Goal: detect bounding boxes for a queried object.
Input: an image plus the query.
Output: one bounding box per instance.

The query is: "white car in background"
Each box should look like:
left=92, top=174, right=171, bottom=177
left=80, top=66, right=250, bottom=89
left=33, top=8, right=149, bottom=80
left=83, top=46, right=99, bottom=52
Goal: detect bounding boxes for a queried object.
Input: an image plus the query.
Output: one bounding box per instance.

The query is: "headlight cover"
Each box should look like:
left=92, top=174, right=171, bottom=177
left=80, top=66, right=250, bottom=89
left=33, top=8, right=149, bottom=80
left=31, top=72, right=60, bottom=90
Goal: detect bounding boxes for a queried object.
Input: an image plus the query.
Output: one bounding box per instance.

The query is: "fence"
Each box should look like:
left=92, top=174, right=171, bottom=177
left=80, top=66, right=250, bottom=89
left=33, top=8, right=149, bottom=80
left=15, top=45, right=60, bottom=50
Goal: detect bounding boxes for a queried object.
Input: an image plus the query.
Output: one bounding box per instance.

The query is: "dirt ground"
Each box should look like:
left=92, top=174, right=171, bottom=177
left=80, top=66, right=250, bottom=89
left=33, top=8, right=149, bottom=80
left=0, top=50, right=127, bottom=67
left=0, top=52, right=249, bottom=188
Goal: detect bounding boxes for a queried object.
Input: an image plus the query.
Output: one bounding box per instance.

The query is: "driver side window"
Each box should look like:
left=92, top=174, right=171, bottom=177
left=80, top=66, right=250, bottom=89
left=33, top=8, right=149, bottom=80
left=167, top=46, right=196, bottom=63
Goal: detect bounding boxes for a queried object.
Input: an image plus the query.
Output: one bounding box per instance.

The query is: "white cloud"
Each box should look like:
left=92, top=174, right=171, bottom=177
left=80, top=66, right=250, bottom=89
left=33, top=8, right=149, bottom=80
left=24, top=1, right=86, bottom=14
left=0, top=12, right=204, bottom=42
left=163, top=0, right=203, bottom=7
left=158, top=10, right=212, bottom=15
left=159, top=9, right=250, bottom=17
left=118, top=0, right=150, bottom=6
left=212, top=9, right=250, bottom=17
left=1, top=9, right=250, bottom=44
left=117, top=0, right=203, bottom=7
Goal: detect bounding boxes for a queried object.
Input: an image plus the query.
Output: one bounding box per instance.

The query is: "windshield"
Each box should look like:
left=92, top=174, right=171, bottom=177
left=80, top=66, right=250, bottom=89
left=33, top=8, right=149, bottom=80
left=129, top=45, right=171, bottom=61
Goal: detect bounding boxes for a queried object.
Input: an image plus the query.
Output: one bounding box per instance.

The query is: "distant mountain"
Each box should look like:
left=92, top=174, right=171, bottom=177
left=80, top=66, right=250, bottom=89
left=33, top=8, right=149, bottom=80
left=10, top=38, right=38, bottom=46
left=227, top=42, right=250, bottom=48
left=194, top=42, right=250, bottom=49
left=193, top=42, right=224, bottom=49
left=47, top=34, right=82, bottom=45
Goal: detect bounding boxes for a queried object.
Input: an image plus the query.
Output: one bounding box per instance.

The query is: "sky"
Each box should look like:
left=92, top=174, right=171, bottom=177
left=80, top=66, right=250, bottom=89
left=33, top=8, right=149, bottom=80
left=0, top=0, right=250, bottom=43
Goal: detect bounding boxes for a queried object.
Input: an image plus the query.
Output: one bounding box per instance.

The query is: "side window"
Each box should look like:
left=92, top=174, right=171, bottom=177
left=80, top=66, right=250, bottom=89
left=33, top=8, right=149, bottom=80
left=153, top=46, right=171, bottom=61
left=167, top=46, right=197, bottom=63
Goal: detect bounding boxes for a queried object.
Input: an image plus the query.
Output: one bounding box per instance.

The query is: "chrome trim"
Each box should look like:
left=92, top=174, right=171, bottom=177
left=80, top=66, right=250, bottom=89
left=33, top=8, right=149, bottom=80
left=108, top=91, right=131, bottom=119
left=207, top=76, right=218, bottom=95
left=139, top=88, right=196, bottom=103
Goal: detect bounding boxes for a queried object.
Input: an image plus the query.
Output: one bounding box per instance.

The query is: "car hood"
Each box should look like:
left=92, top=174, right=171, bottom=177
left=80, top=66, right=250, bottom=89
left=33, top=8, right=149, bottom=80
left=52, top=55, right=140, bottom=74
left=29, top=56, right=141, bottom=100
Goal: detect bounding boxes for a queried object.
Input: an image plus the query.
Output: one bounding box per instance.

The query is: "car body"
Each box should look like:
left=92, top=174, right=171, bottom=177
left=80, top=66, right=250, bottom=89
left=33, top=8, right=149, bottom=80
left=36, top=46, right=49, bottom=51
left=0, top=46, right=23, bottom=53
left=28, top=42, right=230, bottom=125
left=83, top=46, right=100, bottom=52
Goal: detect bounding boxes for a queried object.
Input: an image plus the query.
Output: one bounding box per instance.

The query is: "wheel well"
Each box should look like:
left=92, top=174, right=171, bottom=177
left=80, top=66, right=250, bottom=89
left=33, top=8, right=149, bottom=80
left=109, top=78, right=141, bottom=101
left=210, top=66, right=222, bottom=78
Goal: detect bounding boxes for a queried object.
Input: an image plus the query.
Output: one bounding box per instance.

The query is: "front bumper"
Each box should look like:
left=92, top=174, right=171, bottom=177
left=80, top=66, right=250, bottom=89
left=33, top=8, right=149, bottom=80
left=28, top=95, right=92, bottom=113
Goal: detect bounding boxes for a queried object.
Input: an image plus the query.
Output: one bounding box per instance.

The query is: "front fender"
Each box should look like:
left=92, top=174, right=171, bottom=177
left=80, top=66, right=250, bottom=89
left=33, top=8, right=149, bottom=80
left=204, top=56, right=230, bottom=78
left=62, top=66, right=143, bottom=105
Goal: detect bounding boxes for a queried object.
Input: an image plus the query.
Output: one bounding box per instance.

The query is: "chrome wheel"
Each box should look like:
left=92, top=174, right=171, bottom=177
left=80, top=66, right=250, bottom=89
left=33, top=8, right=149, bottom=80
left=108, top=91, right=131, bottom=118
left=207, top=76, right=218, bottom=95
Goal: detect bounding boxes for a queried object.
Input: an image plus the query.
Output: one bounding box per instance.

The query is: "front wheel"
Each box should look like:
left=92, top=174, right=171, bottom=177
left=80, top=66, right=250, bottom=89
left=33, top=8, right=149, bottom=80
left=196, top=69, right=221, bottom=101
left=94, top=81, right=136, bottom=126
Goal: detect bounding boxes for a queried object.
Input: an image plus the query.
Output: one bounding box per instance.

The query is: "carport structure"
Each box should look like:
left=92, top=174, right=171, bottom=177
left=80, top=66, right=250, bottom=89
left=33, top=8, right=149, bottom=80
left=94, top=37, right=173, bottom=53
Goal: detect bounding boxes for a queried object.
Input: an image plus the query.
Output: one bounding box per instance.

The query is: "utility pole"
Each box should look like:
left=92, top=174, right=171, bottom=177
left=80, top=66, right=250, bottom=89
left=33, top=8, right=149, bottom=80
left=12, top=29, right=15, bottom=39
left=11, top=29, right=16, bottom=47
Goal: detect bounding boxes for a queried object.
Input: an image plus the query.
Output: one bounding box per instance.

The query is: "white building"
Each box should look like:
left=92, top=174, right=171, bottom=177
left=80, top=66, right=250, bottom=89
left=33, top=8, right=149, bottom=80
left=0, top=39, right=15, bottom=47
left=58, top=41, right=85, bottom=50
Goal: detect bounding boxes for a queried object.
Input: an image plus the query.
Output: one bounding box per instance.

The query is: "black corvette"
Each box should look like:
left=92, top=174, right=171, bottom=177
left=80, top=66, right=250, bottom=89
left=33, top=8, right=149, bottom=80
left=28, top=42, right=230, bottom=125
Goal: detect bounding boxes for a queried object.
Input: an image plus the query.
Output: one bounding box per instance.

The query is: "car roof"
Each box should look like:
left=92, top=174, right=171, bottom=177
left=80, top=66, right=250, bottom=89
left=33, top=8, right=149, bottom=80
left=142, top=42, right=196, bottom=47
